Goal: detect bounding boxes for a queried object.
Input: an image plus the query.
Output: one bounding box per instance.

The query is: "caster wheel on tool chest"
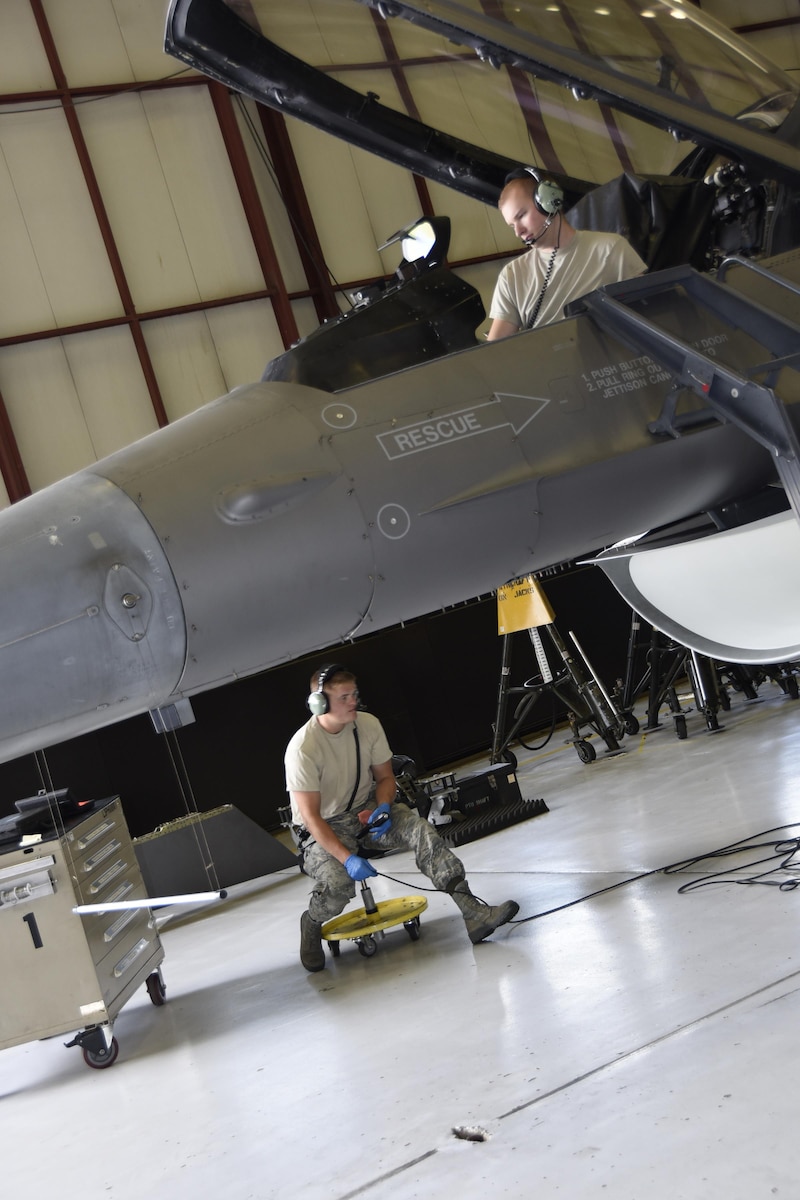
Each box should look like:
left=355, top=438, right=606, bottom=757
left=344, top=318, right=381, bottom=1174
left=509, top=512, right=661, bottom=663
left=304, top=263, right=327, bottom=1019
left=83, top=1037, right=119, bottom=1069
left=146, top=971, right=167, bottom=1006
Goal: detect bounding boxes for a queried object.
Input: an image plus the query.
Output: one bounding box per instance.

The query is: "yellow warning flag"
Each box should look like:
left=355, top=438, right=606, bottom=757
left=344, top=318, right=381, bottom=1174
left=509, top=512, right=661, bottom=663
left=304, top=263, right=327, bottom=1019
left=496, top=576, right=555, bottom=634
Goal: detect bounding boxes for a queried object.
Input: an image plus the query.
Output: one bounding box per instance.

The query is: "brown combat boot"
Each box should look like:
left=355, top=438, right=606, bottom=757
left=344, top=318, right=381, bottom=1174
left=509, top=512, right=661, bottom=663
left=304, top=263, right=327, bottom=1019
left=300, top=910, right=326, bottom=972
left=449, top=881, right=520, bottom=944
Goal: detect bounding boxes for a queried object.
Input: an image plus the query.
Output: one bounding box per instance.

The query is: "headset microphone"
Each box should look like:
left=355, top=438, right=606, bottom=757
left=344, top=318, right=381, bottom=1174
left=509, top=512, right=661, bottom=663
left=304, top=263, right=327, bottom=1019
left=525, top=211, right=556, bottom=246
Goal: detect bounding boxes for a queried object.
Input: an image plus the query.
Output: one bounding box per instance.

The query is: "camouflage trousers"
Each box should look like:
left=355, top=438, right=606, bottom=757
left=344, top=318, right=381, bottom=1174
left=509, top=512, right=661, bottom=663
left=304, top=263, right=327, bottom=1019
left=302, top=802, right=465, bottom=923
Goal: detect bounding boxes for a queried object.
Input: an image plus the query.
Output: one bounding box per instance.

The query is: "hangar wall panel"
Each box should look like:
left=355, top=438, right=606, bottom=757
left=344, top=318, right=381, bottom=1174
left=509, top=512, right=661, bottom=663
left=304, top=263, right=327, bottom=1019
left=204, top=299, right=286, bottom=393
left=0, top=107, right=124, bottom=335
left=286, top=105, right=422, bottom=286
left=257, top=0, right=385, bottom=66
left=138, top=87, right=267, bottom=299
left=1, top=325, right=159, bottom=489
left=1, top=0, right=54, bottom=91
left=142, top=311, right=230, bottom=422
left=0, top=340, right=102, bottom=491
left=291, top=297, right=325, bottom=343
left=77, top=88, right=265, bottom=312
left=41, top=0, right=180, bottom=84
left=0, top=130, right=59, bottom=337
left=55, top=327, right=160, bottom=460
left=236, top=99, right=311, bottom=296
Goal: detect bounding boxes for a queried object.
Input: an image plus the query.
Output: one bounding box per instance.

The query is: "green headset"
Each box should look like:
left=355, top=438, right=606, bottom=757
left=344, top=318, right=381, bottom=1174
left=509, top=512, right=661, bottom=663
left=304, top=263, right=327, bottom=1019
left=505, top=167, right=564, bottom=216
left=306, top=663, right=349, bottom=716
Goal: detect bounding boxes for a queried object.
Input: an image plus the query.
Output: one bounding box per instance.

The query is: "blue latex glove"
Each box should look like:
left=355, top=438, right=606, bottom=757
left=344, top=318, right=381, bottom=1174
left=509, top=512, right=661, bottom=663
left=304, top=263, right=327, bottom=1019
left=368, top=803, right=393, bottom=839
left=344, top=854, right=378, bottom=881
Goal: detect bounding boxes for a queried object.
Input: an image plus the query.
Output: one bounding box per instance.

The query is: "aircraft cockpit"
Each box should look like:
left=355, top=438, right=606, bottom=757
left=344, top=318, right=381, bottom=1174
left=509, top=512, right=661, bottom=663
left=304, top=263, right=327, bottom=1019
left=262, top=215, right=486, bottom=390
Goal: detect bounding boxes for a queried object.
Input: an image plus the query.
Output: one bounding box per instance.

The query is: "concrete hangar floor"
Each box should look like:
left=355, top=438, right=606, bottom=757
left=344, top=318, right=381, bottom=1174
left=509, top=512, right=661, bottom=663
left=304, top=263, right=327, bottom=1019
left=4, top=682, right=800, bottom=1198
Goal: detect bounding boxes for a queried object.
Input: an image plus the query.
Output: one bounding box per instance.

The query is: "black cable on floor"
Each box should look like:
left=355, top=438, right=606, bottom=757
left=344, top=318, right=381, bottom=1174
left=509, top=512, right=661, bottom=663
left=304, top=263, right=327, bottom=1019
left=376, top=820, right=800, bottom=925
left=664, top=823, right=800, bottom=893
left=507, top=868, right=664, bottom=924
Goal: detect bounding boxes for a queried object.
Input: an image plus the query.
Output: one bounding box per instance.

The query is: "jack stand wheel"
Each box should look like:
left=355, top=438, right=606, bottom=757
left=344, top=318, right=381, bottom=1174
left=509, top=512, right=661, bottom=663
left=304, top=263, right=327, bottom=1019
left=623, top=713, right=640, bottom=736
left=328, top=941, right=341, bottom=957
left=787, top=677, right=799, bottom=700
left=575, top=739, right=596, bottom=764
left=357, top=936, right=378, bottom=957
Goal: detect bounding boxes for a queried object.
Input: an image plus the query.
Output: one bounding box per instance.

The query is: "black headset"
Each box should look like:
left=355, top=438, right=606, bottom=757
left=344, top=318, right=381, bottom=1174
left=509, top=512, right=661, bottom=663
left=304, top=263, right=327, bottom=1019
left=504, top=167, right=564, bottom=216
left=306, top=663, right=349, bottom=716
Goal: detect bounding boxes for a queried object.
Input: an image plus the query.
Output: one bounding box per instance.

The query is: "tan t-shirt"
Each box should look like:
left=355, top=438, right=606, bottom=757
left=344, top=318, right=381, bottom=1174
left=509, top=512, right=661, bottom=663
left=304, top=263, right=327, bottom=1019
left=285, top=711, right=392, bottom=824
left=489, top=231, right=647, bottom=331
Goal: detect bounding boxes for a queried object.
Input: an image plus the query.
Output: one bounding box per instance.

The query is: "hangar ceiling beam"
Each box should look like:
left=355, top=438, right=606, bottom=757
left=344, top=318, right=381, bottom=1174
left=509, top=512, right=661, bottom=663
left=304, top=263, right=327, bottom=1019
left=207, top=81, right=300, bottom=346
left=254, top=104, right=341, bottom=324
left=0, top=385, right=30, bottom=503
left=734, top=18, right=800, bottom=35
left=368, top=7, right=436, bottom=221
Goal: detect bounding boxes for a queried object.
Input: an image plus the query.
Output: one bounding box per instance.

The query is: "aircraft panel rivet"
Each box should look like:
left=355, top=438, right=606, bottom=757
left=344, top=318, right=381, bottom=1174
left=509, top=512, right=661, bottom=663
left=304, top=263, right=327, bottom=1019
left=731, top=388, right=739, bottom=398
left=121, top=593, right=139, bottom=609
left=322, top=402, right=357, bottom=429
left=377, top=503, right=411, bottom=539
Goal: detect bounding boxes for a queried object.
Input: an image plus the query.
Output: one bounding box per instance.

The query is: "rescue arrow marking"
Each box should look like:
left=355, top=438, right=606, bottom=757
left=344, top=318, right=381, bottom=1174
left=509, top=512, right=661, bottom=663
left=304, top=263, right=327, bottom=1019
left=376, top=393, right=550, bottom=460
